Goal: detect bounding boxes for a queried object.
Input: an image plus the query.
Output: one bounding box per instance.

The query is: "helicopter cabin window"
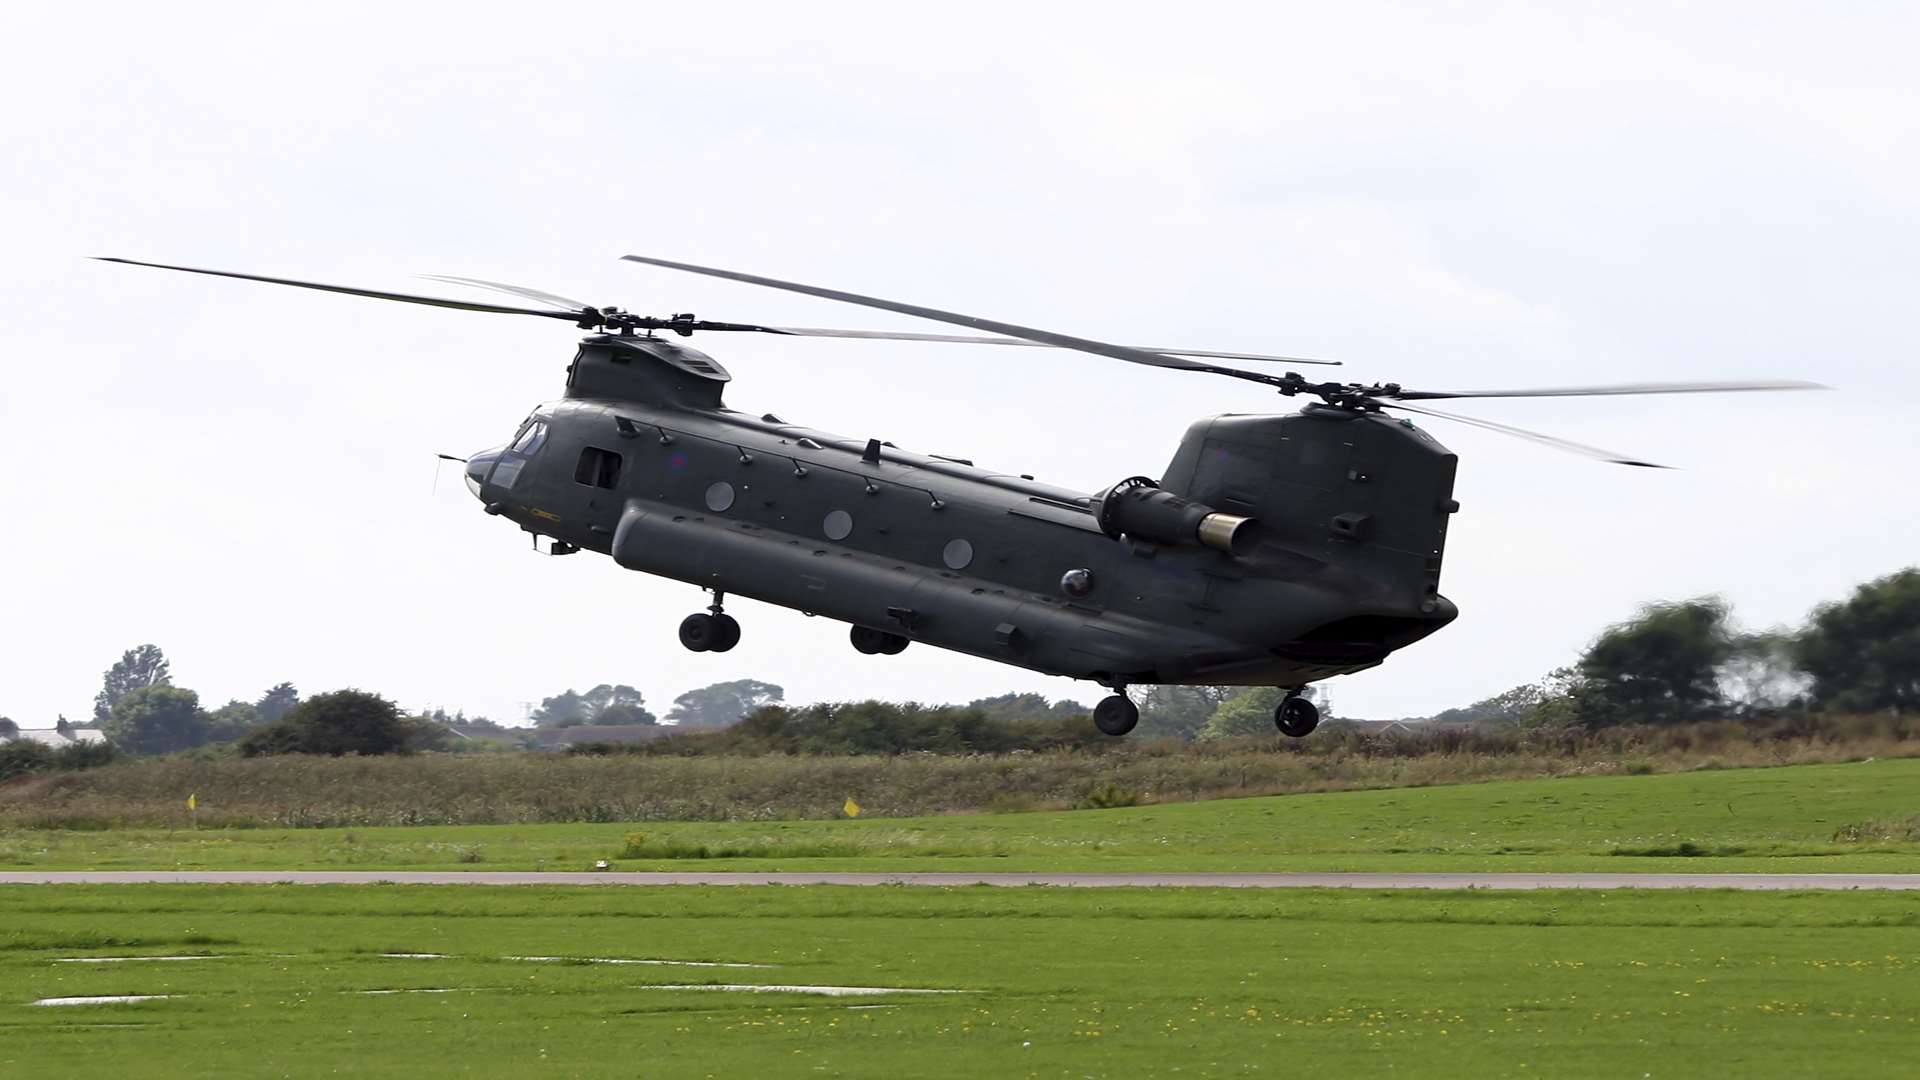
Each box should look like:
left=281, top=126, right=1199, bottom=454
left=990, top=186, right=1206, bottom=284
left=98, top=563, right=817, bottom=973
left=574, top=446, right=623, bottom=489
left=511, top=419, right=548, bottom=456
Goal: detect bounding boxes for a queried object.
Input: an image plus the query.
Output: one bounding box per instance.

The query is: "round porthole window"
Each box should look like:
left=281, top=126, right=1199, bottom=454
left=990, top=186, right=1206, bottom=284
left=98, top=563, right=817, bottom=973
left=942, top=538, right=975, bottom=570
left=823, top=509, right=853, bottom=540
left=705, top=481, right=736, bottom=512
left=1060, top=568, right=1095, bottom=597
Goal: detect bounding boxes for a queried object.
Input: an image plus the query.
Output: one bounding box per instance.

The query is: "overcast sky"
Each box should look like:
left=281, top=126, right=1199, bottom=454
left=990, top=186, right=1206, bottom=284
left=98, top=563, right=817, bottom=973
left=3, top=2, right=1915, bottom=727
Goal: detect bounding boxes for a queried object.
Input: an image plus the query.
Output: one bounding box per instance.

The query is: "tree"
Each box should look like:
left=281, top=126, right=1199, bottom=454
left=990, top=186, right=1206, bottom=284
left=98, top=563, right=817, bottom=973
left=530, top=689, right=587, bottom=727
left=965, top=692, right=1082, bottom=725
left=104, top=685, right=209, bottom=755
left=1196, top=686, right=1329, bottom=740
left=1135, top=685, right=1235, bottom=741
left=206, top=700, right=264, bottom=743
left=1425, top=670, right=1580, bottom=728
left=1719, top=633, right=1811, bottom=716
left=530, top=684, right=655, bottom=727
left=93, top=644, right=171, bottom=725
left=1794, top=568, right=1920, bottom=711
left=254, top=682, right=300, bottom=724
left=420, top=708, right=509, bottom=734
left=665, top=680, right=784, bottom=728
left=240, top=690, right=412, bottom=757
left=1571, top=598, right=1735, bottom=727
left=0, top=717, right=17, bottom=739
left=591, top=702, right=656, bottom=726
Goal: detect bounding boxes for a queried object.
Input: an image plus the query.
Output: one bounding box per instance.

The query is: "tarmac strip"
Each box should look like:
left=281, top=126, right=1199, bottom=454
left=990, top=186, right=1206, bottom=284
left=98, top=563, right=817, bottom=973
left=2, top=871, right=1918, bottom=890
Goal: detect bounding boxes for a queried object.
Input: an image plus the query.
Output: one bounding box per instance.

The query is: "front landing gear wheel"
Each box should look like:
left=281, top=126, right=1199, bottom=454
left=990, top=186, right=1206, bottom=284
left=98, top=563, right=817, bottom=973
left=1275, top=693, right=1320, bottom=738
left=1093, top=694, right=1140, bottom=737
left=679, top=613, right=719, bottom=652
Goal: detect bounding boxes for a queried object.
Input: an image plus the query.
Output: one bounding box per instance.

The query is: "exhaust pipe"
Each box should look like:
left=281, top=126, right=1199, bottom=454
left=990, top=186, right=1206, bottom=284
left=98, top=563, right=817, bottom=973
left=1093, top=476, right=1261, bottom=557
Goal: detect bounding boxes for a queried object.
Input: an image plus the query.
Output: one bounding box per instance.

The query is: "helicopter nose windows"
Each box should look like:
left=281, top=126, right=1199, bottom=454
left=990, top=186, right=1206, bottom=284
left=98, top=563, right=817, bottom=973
left=510, top=420, right=548, bottom=455
left=705, top=481, right=736, bottom=512
left=823, top=509, right=853, bottom=540
left=490, top=456, right=525, bottom=489
left=942, top=538, right=975, bottom=571
left=574, top=447, right=623, bottom=490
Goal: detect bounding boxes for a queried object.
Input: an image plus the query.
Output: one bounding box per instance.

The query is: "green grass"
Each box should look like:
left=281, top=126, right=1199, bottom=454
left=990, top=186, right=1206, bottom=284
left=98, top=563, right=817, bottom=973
left=3, top=758, right=1916, bottom=874
left=1, top=884, right=1916, bottom=1077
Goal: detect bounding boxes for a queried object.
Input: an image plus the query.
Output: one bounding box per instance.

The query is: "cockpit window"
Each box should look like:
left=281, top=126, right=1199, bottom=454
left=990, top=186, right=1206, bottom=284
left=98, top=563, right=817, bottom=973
left=511, top=420, right=548, bottom=455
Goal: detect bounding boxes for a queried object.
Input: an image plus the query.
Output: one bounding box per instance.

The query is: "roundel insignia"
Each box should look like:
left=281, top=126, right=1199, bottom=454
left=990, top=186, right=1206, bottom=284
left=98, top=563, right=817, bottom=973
left=667, top=451, right=690, bottom=473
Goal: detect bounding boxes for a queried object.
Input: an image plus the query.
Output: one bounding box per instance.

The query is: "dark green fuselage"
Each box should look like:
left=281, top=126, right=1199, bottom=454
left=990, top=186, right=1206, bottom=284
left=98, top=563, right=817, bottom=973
left=466, top=335, right=1460, bottom=690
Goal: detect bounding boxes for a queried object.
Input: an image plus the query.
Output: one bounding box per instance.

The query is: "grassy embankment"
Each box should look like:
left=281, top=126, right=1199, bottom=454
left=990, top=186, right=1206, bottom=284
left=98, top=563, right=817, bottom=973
left=2, top=884, right=1916, bottom=1078
left=3, top=758, right=1916, bottom=874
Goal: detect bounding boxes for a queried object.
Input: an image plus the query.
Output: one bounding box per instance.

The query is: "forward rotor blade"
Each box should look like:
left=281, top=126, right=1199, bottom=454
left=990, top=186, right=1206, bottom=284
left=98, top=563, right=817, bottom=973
left=621, top=254, right=1291, bottom=387
left=416, top=274, right=1337, bottom=363
left=1385, top=379, right=1827, bottom=402
left=95, top=258, right=584, bottom=321
left=419, top=274, right=596, bottom=312
left=1384, top=401, right=1671, bottom=469
left=755, top=325, right=1342, bottom=365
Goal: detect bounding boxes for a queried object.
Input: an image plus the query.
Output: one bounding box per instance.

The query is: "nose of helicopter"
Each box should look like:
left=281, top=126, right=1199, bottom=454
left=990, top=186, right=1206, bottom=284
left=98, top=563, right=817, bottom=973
left=464, top=448, right=502, bottom=500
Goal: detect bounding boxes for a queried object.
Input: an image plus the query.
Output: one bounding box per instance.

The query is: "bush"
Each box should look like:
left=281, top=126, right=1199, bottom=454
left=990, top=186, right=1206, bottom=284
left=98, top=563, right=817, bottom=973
left=0, top=739, right=118, bottom=781
left=240, top=690, right=413, bottom=757
left=1079, top=781, right=1143, bottom=809
left=0, top=740, right=53, bottom=780
left=601, top=701, right=1107, bottom=757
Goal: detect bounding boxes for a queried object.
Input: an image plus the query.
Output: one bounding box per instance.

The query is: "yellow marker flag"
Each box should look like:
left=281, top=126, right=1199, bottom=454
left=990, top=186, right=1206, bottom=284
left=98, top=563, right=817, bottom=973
left=843, top=797, right=862, bottom=818
left=187, top=793, right=197, bottom=811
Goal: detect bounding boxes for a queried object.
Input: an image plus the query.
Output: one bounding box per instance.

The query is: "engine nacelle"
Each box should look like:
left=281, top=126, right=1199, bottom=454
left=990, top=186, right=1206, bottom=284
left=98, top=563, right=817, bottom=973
left=1092, top=476, right=1259, bottom=556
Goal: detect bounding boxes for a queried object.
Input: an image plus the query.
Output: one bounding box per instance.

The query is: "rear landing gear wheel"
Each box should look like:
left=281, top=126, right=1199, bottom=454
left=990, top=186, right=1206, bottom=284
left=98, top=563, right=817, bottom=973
left=683, top=591, right=740, bottom=653
left=1093, top=694, right=1140, bottom=737
left=679, top=613, right=719, bottom=652
left=851, top=626, right=910, bottom=655
left=1275, top=693, right=1319, bottom=738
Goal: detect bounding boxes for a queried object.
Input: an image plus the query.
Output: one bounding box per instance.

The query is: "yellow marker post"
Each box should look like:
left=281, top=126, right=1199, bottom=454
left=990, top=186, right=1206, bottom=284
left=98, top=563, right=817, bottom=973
left=187, top=792, right=198, bottom=829
left=843, top=797, right=862, bottom=819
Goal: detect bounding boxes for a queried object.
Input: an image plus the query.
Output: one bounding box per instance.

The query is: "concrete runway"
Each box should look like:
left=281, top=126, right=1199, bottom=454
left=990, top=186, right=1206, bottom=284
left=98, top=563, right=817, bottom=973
left=4, top=871, right=1919, bottom=890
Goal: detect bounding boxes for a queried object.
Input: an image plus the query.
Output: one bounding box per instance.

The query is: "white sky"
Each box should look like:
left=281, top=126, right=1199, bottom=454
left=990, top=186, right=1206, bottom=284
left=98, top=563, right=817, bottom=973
left=2, top=1, right=1915, bottom=726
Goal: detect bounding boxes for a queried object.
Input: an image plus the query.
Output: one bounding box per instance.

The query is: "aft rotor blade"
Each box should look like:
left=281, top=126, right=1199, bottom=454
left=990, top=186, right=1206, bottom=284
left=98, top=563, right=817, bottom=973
left=621, top=254, right=1291, bottom=387
left=755, top=325, right=1342, bottom=366
left=419, top=274, right=597, bottom=312
left=95, top=258, right=585, bottom=321
left=1385, top=379, right=1828, bottom=402
left=1384, top=401, right=1671, bottom=469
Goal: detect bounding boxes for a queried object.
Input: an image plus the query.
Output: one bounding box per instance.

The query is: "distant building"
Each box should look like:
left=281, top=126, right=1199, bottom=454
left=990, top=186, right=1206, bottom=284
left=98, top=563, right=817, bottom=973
left=533, top=724, right=674, bottom=750
left=6, top=726, right=108, bottom=748
left=1335, top=719, right=1417, bottom=736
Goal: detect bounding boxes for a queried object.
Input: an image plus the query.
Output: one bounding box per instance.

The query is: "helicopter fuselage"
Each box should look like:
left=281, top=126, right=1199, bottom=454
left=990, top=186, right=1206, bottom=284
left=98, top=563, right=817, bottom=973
left=463, top=334, right=1461, bottom=692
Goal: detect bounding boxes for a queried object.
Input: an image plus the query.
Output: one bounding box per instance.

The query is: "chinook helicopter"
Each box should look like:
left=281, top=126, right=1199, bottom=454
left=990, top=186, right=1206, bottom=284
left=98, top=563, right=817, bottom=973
left=99, top=256, right=1822, bottom=737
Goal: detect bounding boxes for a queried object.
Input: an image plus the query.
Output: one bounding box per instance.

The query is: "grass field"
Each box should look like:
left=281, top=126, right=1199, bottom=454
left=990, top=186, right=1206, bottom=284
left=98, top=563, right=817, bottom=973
left=2, top=883, right=1916, bottom=1077
left=5, top=759, right=1916, bottom=874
